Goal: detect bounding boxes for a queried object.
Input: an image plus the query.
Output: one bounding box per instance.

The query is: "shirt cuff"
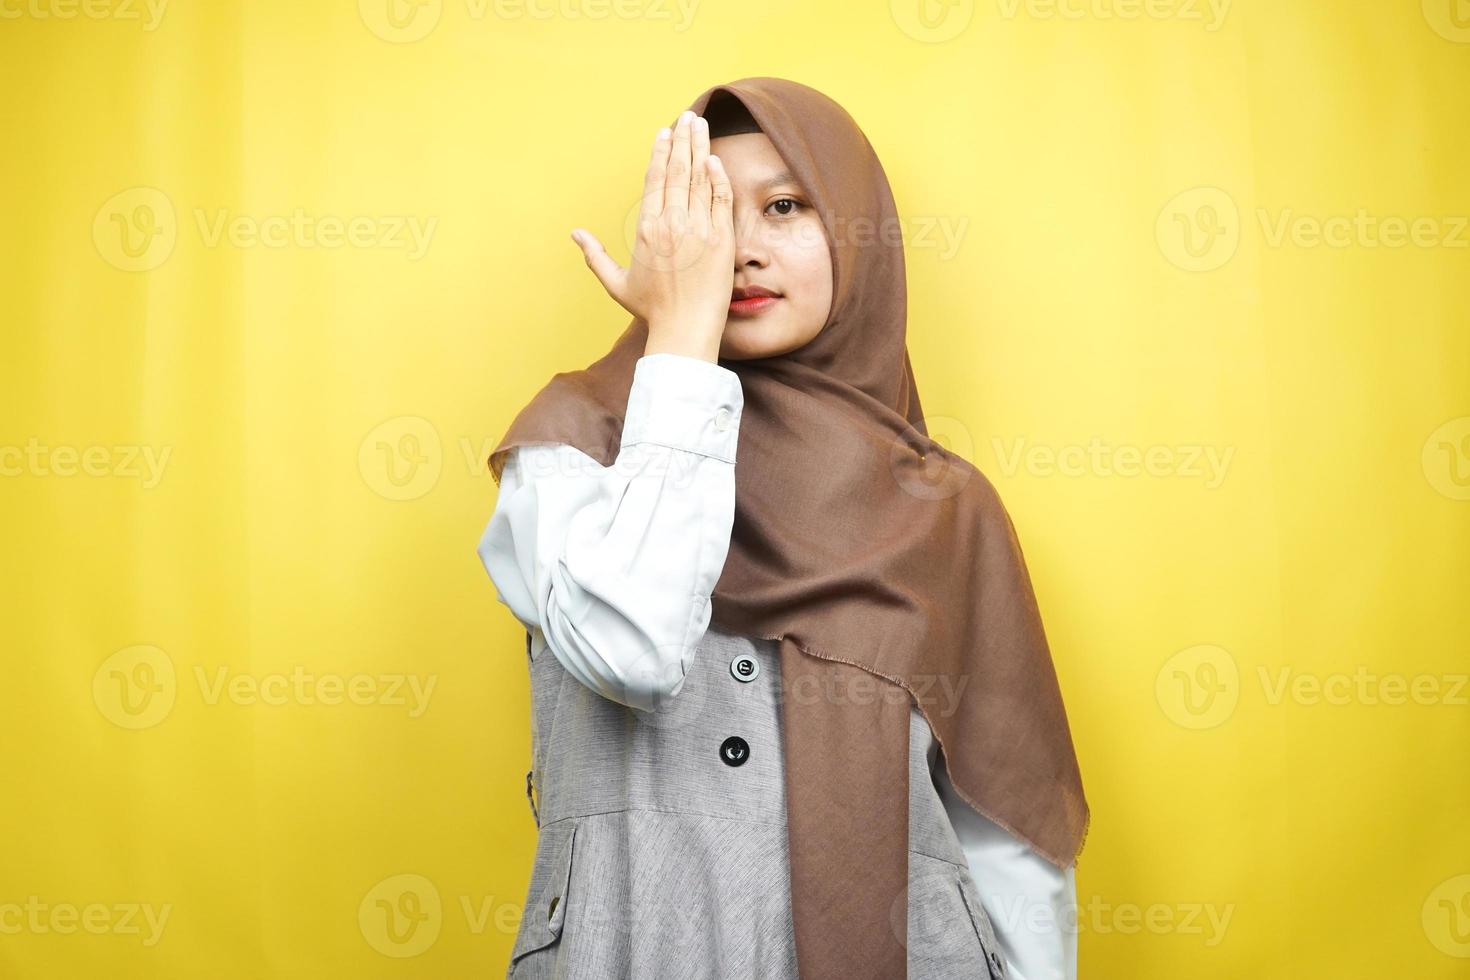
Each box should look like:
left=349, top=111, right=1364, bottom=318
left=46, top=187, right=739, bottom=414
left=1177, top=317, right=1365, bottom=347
left=619, top=352, right=743, bottom=464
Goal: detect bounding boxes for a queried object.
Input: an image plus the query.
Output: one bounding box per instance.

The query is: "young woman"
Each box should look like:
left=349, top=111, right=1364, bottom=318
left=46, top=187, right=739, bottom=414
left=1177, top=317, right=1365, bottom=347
left=478, top=77, right=1089, bottom=980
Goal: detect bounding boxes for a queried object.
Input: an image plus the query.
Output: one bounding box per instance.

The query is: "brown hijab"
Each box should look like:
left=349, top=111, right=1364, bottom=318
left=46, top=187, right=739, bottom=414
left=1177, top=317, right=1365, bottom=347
left=488, top=76, right=1089, bottom=979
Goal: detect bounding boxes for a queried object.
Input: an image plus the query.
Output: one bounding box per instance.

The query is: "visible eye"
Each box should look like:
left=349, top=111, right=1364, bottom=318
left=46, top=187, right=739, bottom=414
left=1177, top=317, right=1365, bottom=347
left=766, top=197, right=803, bottom=217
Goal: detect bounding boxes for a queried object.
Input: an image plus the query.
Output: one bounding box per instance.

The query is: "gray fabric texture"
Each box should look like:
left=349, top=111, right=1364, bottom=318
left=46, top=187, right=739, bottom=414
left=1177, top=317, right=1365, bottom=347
left=507, top=624, right=1010, bottom=980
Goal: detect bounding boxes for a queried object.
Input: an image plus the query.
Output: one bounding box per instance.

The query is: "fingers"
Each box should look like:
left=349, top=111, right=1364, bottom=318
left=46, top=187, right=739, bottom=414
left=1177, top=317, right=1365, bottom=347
left=689, top=114, right=711, bottom=225
left=642, top=126, right=671, bottom=222
left=663, top=110, right=694, bottom=217
left=707, top=154, right=732, bottom=233
left=570, top=228, right=626, bottom=302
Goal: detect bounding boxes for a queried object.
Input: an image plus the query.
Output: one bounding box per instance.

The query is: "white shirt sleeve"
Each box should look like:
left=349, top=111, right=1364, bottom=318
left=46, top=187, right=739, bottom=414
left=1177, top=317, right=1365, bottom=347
left=476, top=351, right=743, bottom=713
left=931, top=743, right=1077, bottom=980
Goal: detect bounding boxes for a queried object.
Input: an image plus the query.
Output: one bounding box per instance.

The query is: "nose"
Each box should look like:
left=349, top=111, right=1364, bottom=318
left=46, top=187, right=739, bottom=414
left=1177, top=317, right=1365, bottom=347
left=732, top=209, right=770, bottom=272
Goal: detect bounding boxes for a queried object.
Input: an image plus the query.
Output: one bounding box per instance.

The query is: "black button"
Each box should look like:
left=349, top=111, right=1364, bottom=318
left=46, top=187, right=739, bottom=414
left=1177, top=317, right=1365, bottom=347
left=730, top=654, right=759, bottom=682
left=719, top=735, right=750, bottom=766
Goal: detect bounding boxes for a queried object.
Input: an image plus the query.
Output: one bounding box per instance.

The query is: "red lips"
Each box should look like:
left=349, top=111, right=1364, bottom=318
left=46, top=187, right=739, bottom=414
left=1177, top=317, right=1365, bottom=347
left=731, top=284, right=780, bottom=300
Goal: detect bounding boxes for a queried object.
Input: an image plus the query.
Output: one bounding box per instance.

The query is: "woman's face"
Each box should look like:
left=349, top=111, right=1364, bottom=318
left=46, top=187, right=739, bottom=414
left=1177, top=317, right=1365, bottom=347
left=708, top=132, right=834, bottom=361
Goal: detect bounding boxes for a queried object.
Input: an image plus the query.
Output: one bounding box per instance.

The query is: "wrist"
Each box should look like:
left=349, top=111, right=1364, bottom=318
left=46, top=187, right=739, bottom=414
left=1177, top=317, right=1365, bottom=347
left=645, top=323, right=723, bottom=363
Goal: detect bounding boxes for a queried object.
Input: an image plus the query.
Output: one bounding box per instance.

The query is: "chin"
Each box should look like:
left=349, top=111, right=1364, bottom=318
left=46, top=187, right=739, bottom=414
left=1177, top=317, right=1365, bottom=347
left=719, top=320, right=799, bottom=361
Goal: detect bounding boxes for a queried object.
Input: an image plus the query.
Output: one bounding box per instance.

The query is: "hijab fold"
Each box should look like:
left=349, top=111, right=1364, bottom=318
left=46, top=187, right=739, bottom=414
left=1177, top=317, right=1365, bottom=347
left=489, top=76, right=1089, bottom=980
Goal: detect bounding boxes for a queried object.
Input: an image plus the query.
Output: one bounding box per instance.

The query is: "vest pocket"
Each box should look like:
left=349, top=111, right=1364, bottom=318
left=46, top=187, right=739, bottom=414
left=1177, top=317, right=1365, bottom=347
left=955, top=872, right=1010, bottom=980
left=508, top=821, right=579, bottom=973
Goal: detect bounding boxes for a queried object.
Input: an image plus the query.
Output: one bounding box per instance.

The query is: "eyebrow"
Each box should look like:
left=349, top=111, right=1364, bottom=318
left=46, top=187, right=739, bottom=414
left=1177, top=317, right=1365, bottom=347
left=759, top=170, right=803, bottom=193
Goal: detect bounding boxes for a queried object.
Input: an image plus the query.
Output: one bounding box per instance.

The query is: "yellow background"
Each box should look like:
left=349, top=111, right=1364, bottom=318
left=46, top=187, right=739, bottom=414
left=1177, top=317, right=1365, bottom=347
left=2, top=0, right=1467, bottom=977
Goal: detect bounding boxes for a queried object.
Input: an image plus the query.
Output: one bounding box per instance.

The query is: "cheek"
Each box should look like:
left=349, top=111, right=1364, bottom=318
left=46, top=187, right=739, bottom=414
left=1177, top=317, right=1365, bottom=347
left=774, top=228, right=832, bottom=321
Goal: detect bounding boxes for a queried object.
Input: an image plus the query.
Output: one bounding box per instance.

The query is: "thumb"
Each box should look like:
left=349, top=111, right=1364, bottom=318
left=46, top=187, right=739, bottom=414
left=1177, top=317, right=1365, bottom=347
left=571, top=229, right=626, bottom=301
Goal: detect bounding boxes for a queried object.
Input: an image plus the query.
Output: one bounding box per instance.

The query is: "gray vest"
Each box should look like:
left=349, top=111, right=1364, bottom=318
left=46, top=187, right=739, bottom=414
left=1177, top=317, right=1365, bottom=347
left=507, top=624, right=1011, bottom=980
